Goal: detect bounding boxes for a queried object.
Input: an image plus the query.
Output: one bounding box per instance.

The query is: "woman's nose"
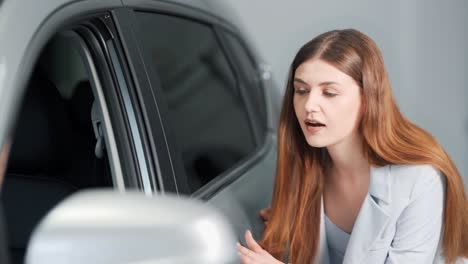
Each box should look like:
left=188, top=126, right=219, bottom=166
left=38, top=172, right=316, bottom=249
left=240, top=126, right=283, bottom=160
left=304, top=92, right=321, bottom=113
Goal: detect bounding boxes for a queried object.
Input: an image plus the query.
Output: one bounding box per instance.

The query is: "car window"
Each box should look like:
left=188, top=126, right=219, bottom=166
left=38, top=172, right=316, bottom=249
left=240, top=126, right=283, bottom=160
left=222, top=32, right=267, bottom=138
left=133, top=12, right=257, bottom=193
left=1, top=31, right=114, bottom=264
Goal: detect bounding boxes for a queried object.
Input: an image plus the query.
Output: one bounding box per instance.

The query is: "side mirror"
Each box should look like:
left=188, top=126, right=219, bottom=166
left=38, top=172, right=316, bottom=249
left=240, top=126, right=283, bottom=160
left=25, top=190, right=239, bottom=264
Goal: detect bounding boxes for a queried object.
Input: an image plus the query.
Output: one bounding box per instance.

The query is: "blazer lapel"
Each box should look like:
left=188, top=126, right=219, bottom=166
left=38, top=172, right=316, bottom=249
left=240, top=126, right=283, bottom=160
left=342, top=165, right=392, bottom=264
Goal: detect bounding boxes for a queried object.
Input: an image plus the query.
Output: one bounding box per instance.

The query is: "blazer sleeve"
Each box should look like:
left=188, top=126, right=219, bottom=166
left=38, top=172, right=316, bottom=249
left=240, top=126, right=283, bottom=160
left=385, top=166, right=446, bottom=264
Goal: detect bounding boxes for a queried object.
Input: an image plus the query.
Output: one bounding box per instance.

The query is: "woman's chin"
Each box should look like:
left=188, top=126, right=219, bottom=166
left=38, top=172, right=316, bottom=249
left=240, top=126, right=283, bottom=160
left=305, top=138, right=329, bottom=148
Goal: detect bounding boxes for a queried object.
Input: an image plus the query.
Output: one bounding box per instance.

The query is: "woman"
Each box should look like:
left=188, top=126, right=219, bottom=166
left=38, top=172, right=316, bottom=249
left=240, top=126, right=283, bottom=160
left=0, top=141, right=10, bottom=264
left=0, top=140, right=10, bottom=187
left=236, top=29, right=468, bottom=264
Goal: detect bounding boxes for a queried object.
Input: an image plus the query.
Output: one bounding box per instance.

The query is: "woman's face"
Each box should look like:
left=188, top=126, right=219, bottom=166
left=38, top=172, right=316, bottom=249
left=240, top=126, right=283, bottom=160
left=293, top=59, right=362, bottom=149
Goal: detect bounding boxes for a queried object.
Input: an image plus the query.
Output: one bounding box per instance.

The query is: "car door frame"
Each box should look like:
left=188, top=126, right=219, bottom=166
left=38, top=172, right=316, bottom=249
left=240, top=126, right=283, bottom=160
left=116, top=1, right=274, bottom=199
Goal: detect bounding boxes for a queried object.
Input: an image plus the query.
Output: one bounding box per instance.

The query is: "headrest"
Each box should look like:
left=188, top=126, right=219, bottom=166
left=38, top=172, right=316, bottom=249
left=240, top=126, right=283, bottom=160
left=7, top=70, right=72, bottom=174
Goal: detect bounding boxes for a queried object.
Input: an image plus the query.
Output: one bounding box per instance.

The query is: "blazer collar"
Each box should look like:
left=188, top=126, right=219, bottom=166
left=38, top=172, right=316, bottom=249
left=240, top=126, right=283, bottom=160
left=343, top=164, right=392, bottom=264
left=368, top=165, right=392, bottom=204
left=317, top=164, right=393, bottom=264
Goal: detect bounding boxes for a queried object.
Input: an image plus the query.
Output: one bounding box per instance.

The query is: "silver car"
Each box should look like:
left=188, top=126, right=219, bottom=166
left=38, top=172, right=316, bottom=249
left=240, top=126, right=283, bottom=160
left=0, top=0, right=281, bottom=263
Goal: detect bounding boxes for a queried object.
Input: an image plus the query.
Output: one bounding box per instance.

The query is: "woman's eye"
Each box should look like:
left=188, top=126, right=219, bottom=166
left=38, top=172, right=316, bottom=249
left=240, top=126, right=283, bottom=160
left=324, top=91, right=337, bottom=97
left=295, top=89, right=308, bottom=95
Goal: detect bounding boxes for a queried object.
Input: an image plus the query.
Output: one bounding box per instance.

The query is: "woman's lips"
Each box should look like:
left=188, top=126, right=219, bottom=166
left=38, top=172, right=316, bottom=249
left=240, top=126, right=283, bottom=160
left=306, top=124, right=325, bottom=134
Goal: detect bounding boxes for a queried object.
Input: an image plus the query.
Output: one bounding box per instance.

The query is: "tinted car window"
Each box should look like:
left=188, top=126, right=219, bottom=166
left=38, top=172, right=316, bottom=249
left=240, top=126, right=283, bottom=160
left=223, top=32, right=267, bottom=137
left=134, top=12, right=256, bottom=192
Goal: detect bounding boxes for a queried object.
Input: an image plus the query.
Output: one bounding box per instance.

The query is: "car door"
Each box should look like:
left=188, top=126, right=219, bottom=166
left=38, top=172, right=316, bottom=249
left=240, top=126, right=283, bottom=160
left=114, top=0, right=279, bottom=242
left=0, top=1, right=280, bottom=262
left=0, top=2, right=176, bottom=263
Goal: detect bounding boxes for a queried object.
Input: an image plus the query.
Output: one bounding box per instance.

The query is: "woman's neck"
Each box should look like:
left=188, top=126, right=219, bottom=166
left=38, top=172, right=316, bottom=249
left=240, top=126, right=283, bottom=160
left=326, top=134, right=369, bottom=185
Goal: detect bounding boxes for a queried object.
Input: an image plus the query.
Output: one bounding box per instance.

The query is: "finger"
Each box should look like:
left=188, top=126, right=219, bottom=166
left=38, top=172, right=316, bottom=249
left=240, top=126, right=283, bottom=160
left=238, top=253, right=252, bottom=264
left=237, top=243, right=254, bottom=256
left=259, top=208, right=270, bottom=217
left=237, top=242, right=257, bottom=262
left=238, top=251, right=255, bottom=264
left=245, top=230, right=263, bottom=253
left=260, top=208, right=271, bottom=222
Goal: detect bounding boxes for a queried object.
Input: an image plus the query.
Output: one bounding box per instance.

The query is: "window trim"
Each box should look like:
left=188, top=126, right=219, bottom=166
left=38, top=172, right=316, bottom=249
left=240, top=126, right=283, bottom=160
left=89, top=14, right=162, bottom=195
left=111, top=8, right=181, bottom=194
left=71, top=16, right=147, bottom=191
left=105, top=40, right=154, bottom=195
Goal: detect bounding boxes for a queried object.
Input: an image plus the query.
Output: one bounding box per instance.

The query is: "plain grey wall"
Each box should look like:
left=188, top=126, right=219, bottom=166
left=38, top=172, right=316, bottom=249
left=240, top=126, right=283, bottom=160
left=220, top=0, right=468, bottom=186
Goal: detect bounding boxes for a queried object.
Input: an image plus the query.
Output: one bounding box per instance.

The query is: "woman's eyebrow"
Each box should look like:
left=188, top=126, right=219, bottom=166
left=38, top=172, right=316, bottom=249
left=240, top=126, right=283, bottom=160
left=293, top=78, right=339, bottom=87
left=293, top=78, right=308, bottom=85
left=319, top=81, right=339, bottom=87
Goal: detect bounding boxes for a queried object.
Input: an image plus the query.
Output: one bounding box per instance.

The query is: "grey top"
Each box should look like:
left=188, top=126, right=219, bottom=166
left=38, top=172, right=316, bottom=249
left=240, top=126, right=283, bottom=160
left=325, top=214, right=351, bottom=264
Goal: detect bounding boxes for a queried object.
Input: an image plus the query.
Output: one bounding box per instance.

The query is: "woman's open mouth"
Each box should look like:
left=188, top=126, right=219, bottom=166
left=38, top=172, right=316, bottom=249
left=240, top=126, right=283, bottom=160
left=305, top=120, right=326, bottom=134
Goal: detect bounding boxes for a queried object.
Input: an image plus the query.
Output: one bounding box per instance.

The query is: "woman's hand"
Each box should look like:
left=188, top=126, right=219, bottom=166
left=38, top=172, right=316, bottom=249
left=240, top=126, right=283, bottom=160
left=237, top=229, right=283, bottom=264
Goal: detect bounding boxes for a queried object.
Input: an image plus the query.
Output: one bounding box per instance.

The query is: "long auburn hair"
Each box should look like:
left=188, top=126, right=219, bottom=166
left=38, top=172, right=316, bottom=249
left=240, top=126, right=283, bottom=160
left=260, top=29, right=468, bottom=264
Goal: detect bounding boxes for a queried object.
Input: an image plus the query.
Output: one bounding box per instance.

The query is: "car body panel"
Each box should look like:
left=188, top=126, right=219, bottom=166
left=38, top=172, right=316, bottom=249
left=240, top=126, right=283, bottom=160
left=207, top=135, right=277, bottom=241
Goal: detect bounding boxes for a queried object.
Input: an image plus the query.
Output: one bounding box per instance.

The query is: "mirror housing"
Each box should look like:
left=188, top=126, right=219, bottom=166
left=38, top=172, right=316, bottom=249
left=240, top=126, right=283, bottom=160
left=26, top=190, right=239, bottom=264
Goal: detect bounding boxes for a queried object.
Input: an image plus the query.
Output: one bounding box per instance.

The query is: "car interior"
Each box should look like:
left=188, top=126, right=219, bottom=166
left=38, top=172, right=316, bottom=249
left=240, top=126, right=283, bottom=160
left=0, top=32, right=113, bottom=264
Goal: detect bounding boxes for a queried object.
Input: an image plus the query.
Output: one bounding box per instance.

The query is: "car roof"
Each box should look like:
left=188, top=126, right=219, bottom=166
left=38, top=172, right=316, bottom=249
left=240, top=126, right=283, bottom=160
left=0, top=0, right=242, bottom=28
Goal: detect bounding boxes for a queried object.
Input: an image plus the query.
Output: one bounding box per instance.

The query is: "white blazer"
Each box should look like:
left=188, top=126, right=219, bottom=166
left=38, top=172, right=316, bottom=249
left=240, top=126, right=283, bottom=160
left=314, top=164, right=466, bottom=264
